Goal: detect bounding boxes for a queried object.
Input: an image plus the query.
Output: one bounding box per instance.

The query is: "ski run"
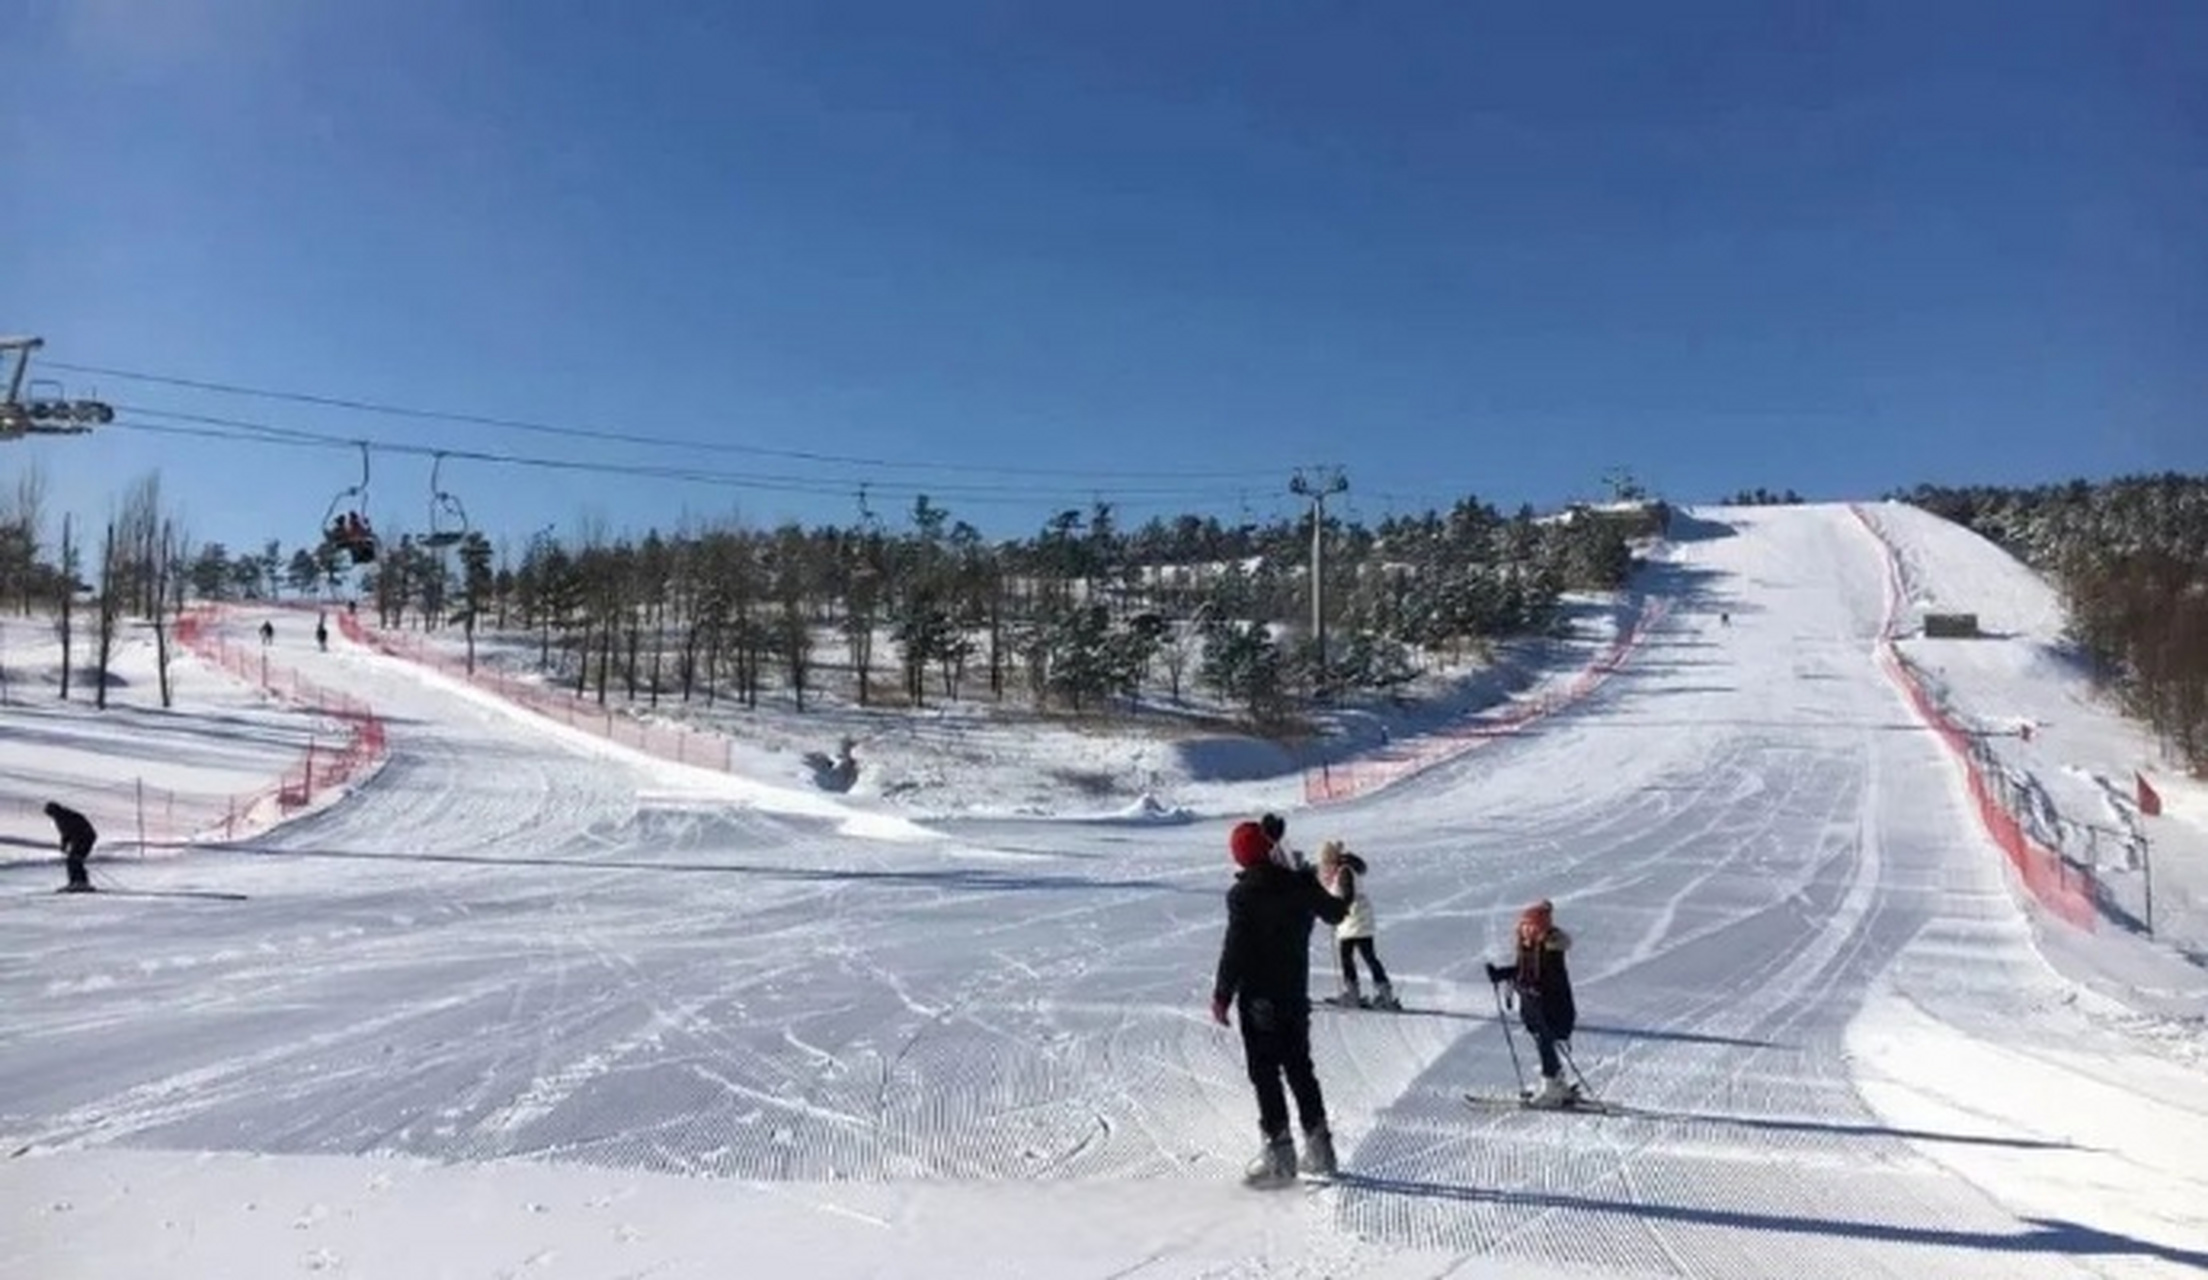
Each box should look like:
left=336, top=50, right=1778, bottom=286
left=4, top=503, right=2206, bottom=1278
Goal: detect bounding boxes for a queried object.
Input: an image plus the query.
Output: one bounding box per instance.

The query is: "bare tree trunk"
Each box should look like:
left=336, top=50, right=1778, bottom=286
left=94, top=521, right=119, bottom=710
left=782, top=601, right=809, bottom=713
left=649, top=596, right=665, bottom=709
left=153, top=519, right=182, bottom=709
left=57, top=514, right=74, bottom=701
left=987, top=585, right=1007, bottom=700
left=597, top=614, right=613, bottom=705
left=702, top=612, right=721, bottom=708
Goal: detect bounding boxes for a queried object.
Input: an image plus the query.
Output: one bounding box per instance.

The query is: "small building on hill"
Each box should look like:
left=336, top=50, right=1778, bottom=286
left=1921, top=612, right=1983, bottom=639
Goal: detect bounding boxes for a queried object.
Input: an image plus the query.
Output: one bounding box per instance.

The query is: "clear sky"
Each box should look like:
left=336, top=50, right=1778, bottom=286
left=5, top=0, right=2203, bottom=553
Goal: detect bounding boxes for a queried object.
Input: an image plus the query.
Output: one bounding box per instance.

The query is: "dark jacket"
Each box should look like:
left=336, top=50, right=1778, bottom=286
left=45, top=803, right=96, bottom=847
left=1213, top=861, right=1350, bottom=1017
left=1488, top=928, right=1576, bottom=1039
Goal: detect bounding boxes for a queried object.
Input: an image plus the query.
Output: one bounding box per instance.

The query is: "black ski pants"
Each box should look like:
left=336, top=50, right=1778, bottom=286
left=1337, top=936, right=1389, bottom=988
left=62, top=833, right=94, bottom=889
left=1238, top=998, right=1327, bottom=1139
left=1523, top=1002, right=1565, bottom=1078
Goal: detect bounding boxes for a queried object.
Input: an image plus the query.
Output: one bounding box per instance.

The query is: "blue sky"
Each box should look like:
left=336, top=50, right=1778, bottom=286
left=5, top=0, right=2203, bottom=553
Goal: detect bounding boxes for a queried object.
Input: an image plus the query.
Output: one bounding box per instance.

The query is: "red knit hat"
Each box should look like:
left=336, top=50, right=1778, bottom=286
left=1518, top=899, right=1554, bottom=937
left=1229, top=820, right=1272, bottom=869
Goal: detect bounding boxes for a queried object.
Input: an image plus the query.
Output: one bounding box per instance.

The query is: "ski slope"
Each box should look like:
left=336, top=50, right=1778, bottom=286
left=4, top=505, right=2206, bottom=1278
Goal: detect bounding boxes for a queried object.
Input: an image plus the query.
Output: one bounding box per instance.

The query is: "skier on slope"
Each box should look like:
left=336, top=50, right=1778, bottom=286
left=45, top=801, right=97, bottom=893
left=1487, top=898, right=1580, bottom=1107
left=1211, top=813, right=1350, bottom=1185
left=1317, top=840, right=1398, bottom=1010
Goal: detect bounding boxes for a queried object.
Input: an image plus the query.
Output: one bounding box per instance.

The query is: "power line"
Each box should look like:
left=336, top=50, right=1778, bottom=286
left=109, top=409, right=1261, bottom=512
left=51, top=359, right=1279, bottom=483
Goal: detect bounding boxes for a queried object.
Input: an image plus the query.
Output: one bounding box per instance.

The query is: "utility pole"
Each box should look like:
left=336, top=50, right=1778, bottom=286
left=1290, top=466, right=1349, bottom=698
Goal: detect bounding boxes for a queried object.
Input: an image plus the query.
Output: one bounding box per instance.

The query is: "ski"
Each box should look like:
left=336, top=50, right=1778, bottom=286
left=1463, top=1091, right=1611, bottom=1115
left=1314, top=996, right=1408, bottom=1013
left=45, top=887, right=249, bottom=902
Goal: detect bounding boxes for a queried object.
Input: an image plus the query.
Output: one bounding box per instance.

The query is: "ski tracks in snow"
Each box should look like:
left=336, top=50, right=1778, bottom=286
left=8, top=527, right=2203, bottom=1277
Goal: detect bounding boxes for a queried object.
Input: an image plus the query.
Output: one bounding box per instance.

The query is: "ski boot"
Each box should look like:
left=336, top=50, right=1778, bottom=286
left=1242, top=1133, right=1297, bottom=1188
left=1526, top=1075, right=1577, bottom=1109
left=1331, top=976, right=1368, bottom=1009
left=1370, top=981, right=1401, bottom=1012
left=1298, top=1126, right=1337, bottom=1178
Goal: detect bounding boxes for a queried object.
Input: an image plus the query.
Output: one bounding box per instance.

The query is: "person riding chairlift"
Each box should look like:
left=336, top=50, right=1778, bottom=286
left=327, top=511, right=377, bottom=565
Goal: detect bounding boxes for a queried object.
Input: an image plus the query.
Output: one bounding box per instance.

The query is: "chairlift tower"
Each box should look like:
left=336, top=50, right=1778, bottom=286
left=1290, top=465, right=1349, bottom=696
left=1, top=337, right=116, bottom=440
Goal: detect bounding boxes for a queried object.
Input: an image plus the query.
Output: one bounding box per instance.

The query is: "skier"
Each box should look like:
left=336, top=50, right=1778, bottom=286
left=315, top=614, right=329, bottom=652
left=44, top=800, right=97, bottom=893
left=260, top=620, right=275, bottom=646
left=1211, top=816, right=1350, bottom=1186
left=1317, top=840, right=1398, bottom=1010
left=1486, top=898, right=1580, bottom=1107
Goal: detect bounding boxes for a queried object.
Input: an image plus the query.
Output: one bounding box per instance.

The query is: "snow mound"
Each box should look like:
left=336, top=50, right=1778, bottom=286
left=1110, top=792, right=1196, bottom=824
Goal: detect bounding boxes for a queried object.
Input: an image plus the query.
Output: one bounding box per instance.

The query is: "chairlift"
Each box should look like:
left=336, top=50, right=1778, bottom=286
left=420, top=453, right=470, bottom=551
left=319, top=443, right=379, bottom=565
left=0, top=339, right=112, bottom=440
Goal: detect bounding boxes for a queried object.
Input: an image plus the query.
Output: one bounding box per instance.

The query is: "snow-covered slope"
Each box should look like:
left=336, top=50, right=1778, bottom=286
left=1861, top=500, right=2208, bottom=999
left=4, top=505, right=2205, bottom=1278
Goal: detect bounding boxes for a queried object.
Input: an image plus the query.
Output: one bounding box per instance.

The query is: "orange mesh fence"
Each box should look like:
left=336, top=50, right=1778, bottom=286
left=339, top=617, right=739, bottom=775
left=1850, top=506, right=2097, bottom=930
left=1303, top=596, right=1670, bottom=804
left=174, top=608, right=390, bottom=840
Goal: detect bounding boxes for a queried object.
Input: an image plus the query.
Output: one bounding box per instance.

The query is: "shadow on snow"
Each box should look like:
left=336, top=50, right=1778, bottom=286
left=224, top=842, right=1192, bottom=895
left=1330, top=1175, right=2201, bottom=1269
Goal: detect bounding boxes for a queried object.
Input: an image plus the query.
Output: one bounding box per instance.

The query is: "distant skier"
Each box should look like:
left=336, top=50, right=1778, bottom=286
left=259, top=620, right=275, bottom=646
left=44, top=800, right=97, bottom=893
left=1317, top=840, right=1397, bottom=1010
left=1211, top=815, right=1350, bottom=1186
left=1487, top=899, right=1580, bottom=1107
left=315, top=614, right=329, bottom=652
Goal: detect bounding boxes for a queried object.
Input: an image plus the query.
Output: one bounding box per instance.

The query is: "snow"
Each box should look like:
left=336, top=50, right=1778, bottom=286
left=1859, top=501, right=2208, bottom=999
left=4, top=504, right=2207, bottom=1278
left=0, top=624, right=345, bottom=858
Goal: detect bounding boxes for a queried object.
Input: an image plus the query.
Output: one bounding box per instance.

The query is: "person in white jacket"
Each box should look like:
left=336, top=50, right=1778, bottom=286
left=1317, top=840, right=1397, bottom=1010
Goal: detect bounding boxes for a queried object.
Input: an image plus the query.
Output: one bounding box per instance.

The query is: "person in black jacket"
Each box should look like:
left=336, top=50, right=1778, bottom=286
left=45, top=801, right=97, bottom=892
left=1211, top=814, right=1350, bottom=1184
left=1487, top=898, right=1579, bottom=1106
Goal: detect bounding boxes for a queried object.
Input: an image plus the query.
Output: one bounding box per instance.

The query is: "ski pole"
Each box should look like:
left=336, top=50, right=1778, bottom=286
left=1557, top=1039, right=1598, bottom=1102
left=1491, top=980, right=1527, bottom=1096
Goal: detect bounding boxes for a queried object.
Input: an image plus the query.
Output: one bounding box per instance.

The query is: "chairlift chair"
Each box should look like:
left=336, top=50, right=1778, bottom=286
left=420, top=454, right=470, bottom=550
left=319, top=443, right=379, bottom=565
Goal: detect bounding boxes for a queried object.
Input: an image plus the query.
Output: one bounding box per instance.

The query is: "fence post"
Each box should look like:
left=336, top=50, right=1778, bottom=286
left=2143, top=830, right=2156, bottom=938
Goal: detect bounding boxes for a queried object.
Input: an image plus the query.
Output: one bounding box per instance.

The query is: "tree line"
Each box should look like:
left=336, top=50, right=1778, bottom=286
left=2, top=484, right=1640, bottom=729
left=0, top=467, right=187, bottom=709
left=1894, top=474, right=2208, bottom=770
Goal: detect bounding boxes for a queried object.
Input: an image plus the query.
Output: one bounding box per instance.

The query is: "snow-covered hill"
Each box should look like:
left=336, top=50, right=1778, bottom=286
left=4, top=504, right=2205, bottom=1278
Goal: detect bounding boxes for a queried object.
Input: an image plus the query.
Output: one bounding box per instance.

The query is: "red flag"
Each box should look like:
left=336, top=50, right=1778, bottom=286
left=2136, top=772, right=2163, bottom=818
